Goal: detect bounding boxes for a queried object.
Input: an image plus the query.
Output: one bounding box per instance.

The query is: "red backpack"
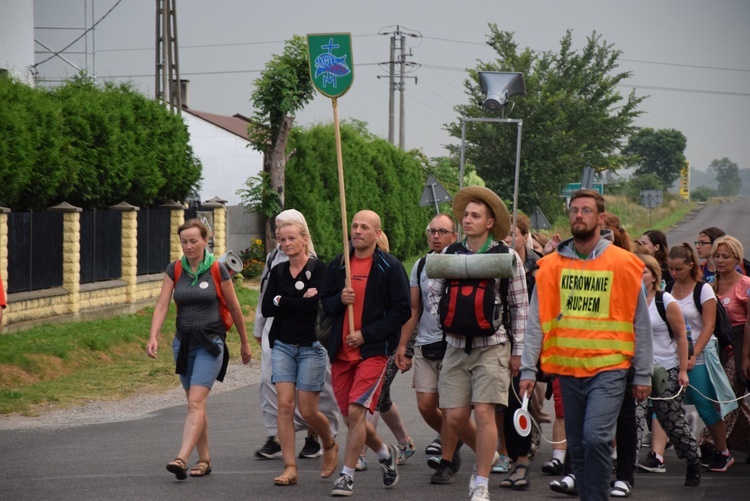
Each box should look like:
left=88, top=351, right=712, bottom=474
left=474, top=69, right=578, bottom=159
left=174, top=260, right=234, bottom=331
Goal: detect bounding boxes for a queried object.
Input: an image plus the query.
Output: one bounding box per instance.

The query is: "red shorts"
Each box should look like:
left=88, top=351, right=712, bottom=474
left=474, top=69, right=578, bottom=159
left=331, top=356, right=388, bottom=417
left=552, top=377, right=564, bottom=418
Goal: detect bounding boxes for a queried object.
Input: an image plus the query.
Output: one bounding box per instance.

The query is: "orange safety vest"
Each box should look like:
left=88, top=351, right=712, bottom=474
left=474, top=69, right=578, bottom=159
left=535, top=244, right=643, bottom=378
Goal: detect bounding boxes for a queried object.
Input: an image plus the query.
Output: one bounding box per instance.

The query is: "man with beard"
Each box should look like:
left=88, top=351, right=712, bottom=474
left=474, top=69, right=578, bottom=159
left=519, top=189, right=653, bottom=501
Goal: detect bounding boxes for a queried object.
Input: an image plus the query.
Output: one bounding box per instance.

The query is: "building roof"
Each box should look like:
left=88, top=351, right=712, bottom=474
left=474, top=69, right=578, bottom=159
left=183, top=108, right=251, bottom=140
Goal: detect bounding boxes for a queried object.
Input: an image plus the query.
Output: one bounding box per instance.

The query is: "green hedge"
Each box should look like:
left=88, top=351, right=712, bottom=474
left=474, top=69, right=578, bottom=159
left=0, top=76, right=201, bottom=210
left=285, top=122, right=433, bottom=261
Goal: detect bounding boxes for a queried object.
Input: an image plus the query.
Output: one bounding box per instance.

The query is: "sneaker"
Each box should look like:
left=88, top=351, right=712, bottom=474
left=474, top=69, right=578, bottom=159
left=396, top=439, right=416, bottom=465
left=299, top=436, right=322, bottom=459
left=430, top=461, right=456, bottom=485
left=470, top=483, right=491, bottom=501
left=331, top=473, right=354, bottom=497
left=380, top=444, right=399, bottom=488
left=425, top=436, right=442, bottom=455
left=491, top=454, right=510, bottom=474
left=255, top=436, right=282, bottom=460
left=637, top=451, right=665, bottom=473
left=355, top=455, right=368, bottom=471
left=469, top=452, right=499, bottom=495
left=428, top=450, right=462, bottom=473
left=685, top=462, right=701, bottom=487
left=708, top=450, right=735, bottom=472
left=664, top=441, right=674, bottom=453
left=542, top=457, right=564, bottom=475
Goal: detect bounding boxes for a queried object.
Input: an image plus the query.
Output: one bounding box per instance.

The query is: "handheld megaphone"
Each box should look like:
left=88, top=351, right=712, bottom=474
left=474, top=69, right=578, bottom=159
left=218, top=251, right=243, bottom=277
left=513, top=391, right=532, bottom=437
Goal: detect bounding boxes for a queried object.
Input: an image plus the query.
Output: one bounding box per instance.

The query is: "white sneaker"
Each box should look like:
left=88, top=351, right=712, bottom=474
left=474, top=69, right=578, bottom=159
left=468, top=452, right=499, bottom=495
left=470, top=484, right=491, bottom=501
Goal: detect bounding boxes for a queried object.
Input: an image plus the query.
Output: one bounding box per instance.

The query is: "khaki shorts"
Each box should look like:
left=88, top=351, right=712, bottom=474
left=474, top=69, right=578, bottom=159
left=412, top=346, right=443, bottom=393
left=438, top=343, right=510, bottom=408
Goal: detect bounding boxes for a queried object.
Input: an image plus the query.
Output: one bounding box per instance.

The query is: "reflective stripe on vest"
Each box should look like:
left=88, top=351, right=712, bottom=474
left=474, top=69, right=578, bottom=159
left=535, top=245, right=643, bottom=378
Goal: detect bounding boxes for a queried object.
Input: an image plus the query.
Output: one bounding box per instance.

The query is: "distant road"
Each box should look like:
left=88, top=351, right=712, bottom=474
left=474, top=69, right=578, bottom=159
left=662, top=199, right=750, bottom=252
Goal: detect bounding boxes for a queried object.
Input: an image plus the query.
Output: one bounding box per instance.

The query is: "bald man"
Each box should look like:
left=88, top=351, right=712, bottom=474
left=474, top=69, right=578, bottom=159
left=320, top=210, right=412, bottom=497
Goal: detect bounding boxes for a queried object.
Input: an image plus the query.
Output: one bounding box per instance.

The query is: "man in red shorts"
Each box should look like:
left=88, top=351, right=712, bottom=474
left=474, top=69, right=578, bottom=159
left=320, top=210, right=412, bottom=497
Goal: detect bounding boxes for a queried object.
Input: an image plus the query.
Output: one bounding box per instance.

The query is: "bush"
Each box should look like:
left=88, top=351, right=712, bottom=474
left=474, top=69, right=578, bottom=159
left=691, top=186, right=717, bottom=202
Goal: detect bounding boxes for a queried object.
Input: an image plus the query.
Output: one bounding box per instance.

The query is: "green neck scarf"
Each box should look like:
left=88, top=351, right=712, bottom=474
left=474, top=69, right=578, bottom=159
left=181, top=251, right=216, bottom=286
left=462, top=236, right=493, bottom=254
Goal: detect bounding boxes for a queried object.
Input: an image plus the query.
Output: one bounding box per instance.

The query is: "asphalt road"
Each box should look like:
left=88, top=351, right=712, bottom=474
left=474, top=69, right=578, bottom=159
left=2, top=201, right=750, bottom=500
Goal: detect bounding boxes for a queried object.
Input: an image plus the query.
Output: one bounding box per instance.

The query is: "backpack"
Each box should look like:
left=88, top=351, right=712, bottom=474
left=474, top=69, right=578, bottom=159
left=665, top=282, right=732, bottom=350
left=654, top=290, right=694, bottom=358
left=174, top=260, right=234, bottom=331
left=438, top=242, right=511, bottom=354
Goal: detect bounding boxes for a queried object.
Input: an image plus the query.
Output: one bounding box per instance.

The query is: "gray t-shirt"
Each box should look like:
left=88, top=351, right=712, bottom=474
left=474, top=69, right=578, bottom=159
left=167, top=260, right=230, bottom=342
left=409, top=256, right=443, bottom=346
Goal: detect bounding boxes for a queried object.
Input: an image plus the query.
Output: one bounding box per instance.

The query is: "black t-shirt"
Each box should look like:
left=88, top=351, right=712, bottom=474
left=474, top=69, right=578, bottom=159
left=261, top=257, right=327, bottom=347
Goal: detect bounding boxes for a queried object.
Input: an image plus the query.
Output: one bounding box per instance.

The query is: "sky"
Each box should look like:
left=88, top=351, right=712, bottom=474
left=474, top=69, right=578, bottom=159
left=32, top=0, right=750, bottom=176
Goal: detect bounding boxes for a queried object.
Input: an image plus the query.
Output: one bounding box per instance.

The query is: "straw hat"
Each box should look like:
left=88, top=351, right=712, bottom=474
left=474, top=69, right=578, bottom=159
left=452, top=186, right=510, bottom=241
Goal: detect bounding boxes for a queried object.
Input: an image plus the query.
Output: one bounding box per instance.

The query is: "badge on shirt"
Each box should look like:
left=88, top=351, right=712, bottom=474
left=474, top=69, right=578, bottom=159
left=723, top=297, right=730, bottom=305
left=199, top=281, right=209, bottom=289
left=295, top=281, right=305, bottom=291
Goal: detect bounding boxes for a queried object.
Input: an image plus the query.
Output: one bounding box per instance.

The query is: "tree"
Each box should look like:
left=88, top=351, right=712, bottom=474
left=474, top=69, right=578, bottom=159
left=709, top=157, right=741, bottom=196
left=623, top=128, right=687, bottom=188
left=247, top=35, right=315, bottom=249
left=447, top=27, right=645, bottom=218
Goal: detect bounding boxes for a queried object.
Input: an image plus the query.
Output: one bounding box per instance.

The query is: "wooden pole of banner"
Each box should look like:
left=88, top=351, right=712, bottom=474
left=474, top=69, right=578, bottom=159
left=332, top=97, right=355, bottom=334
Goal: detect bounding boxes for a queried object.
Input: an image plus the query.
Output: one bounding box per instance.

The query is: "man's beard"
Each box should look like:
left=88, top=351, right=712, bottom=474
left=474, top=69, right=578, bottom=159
left=571, top=224, right=597, bottom=241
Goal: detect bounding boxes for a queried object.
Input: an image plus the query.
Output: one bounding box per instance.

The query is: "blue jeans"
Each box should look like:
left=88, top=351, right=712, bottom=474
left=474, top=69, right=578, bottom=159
left=271, top=340, right=327, bottom=392
left=171, top=336, right=224, bottom=390
left=559, top=369, right=627, bottom=501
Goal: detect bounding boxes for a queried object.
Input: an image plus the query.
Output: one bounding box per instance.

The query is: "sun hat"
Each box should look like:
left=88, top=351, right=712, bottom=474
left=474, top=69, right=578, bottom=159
left=452, top=186, right=510, bottom=241
left=276, top=209, right=316, bottom=257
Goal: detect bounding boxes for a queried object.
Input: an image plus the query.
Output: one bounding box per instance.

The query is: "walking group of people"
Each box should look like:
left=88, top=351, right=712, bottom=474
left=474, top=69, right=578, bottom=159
left=147, top=188, right=750, bottom=501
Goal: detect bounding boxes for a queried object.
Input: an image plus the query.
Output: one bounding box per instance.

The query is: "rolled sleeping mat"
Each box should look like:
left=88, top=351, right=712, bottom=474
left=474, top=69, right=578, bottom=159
left=425, top=252, right=517, bottom=279
left=217, top=250, right=244, bottom=276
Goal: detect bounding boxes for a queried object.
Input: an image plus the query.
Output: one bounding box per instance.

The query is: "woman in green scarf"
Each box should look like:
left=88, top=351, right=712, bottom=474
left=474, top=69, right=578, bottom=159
left=147, top=218, right=252, bottom=480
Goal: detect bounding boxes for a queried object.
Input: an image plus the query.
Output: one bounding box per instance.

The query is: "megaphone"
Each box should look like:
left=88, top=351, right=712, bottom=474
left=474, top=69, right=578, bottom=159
left=513, top=391, right=533, bottom=437
left=478, top=72, right=526, bottom=113
left=218, top=251, right=243, bottom=277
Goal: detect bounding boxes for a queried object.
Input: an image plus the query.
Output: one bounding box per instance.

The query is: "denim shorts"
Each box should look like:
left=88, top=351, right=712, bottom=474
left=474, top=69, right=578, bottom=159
left=271, top=340, right=328, bottom=392
left=172, top=336, right=224, bottom=390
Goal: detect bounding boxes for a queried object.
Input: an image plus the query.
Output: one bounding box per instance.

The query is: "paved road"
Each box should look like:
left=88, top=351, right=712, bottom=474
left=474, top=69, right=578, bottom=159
left=663, top=198, right=750, bottom=252
left=2, top=201, right=750, bottom=500
left=1, top=368, right=748, bottom=501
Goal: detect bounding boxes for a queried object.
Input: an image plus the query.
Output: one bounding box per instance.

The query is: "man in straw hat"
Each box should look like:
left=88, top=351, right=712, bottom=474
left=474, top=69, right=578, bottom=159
left=519, top=189, right=652, bottom=500
left=426, top=186, right=529, bottom=501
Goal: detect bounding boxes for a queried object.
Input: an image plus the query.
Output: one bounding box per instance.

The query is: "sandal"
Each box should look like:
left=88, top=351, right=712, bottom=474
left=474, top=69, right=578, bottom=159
left=274, top=464, right=298, bottom=486
left=499, top=463, right=530, bottom=490
left=610, top=480, right=632, bottom=498
left=166, top=457, right=188, bottom=480
left=321, top=441, right=339, bottom=478
left=550, top=474, right=578, bottom=496
left=189, top=458, right=212, bottom=477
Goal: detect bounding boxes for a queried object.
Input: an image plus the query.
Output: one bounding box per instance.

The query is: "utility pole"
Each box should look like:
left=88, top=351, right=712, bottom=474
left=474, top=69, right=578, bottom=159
left=378, top=26, right=420, bottom=150
left=155, top=0, right=181, bottom=114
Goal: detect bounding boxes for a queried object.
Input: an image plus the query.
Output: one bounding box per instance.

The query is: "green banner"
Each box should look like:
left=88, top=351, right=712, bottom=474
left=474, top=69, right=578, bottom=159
left=307, top=33, right=354, bottom=99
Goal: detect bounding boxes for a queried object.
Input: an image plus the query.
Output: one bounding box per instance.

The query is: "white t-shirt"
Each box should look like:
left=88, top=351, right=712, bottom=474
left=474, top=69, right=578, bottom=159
left=648, top=292, right=679, bottom=369
left=674, top=283, right=716, bottom=366
left=409, top=254, right=444, bottom=346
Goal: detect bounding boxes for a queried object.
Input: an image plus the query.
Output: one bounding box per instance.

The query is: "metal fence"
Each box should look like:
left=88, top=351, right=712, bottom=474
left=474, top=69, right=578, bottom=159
left=7, top=211, right=64, bottom=293
left=136, top=208, right=172, bottom=275
left=80, top=210, right=122, bottom=284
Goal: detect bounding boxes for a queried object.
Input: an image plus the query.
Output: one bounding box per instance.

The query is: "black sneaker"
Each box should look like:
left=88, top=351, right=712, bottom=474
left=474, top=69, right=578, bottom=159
left=380, top=444, right=399, bottom=489
left=425, top=436, right=442, bottom=455
left=428, top=447, right=462, bottom=473
left=708, top=450, right=735, bottom=472
left=637, top=451, right=665, bottom=473
left=299, top=436, right=323, bottom=459
left=255, top=436, right=282, bottom=460
left=331, top=473, right=354, bottom=497
left=430, top=462, right=456, bottom=484
left=685, top=462, right=701, bottom=487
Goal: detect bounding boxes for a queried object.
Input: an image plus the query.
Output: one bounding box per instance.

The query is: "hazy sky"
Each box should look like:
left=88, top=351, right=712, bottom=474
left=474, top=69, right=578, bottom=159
left=33, top=0, right=750, bottom=175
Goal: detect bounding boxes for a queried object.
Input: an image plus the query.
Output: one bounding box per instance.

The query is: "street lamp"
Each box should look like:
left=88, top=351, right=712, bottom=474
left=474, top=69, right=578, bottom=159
left=459, top=71, right=526, bottom=241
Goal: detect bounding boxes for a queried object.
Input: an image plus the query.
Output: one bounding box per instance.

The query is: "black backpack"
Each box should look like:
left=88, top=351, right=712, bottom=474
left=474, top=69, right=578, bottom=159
left=438, top=242, right=511, bottom=354
left=654, top=290, right=694, bottom=358
left=665, top=282, right=732, bottom=350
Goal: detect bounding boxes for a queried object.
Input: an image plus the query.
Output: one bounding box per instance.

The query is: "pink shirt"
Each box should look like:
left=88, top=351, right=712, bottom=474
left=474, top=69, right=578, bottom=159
left=716, top=275, right=750, bottom=326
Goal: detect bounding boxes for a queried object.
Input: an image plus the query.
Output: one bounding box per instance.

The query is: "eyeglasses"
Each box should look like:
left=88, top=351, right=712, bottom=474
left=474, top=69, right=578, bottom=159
left=568, top=207, right=596, bottom=216
left=427, top=228, right=454, bottom=236
left=694, top=241, right=711, bottom=247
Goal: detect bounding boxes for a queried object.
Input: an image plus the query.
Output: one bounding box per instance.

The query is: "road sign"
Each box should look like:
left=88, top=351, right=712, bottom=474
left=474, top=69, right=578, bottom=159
left=419, top=174, right=452, bottom=214
left=679, top=161, right=690, bottom=201
left=530, top=206, right=551, bottom=229
left=561, top=182, right=604, bottom=197
left=307, top=33, right=354, bottom=99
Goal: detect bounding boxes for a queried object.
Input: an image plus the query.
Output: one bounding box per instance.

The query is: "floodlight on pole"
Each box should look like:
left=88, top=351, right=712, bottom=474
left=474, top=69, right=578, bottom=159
left=459, top=71, right=525, bottom=242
